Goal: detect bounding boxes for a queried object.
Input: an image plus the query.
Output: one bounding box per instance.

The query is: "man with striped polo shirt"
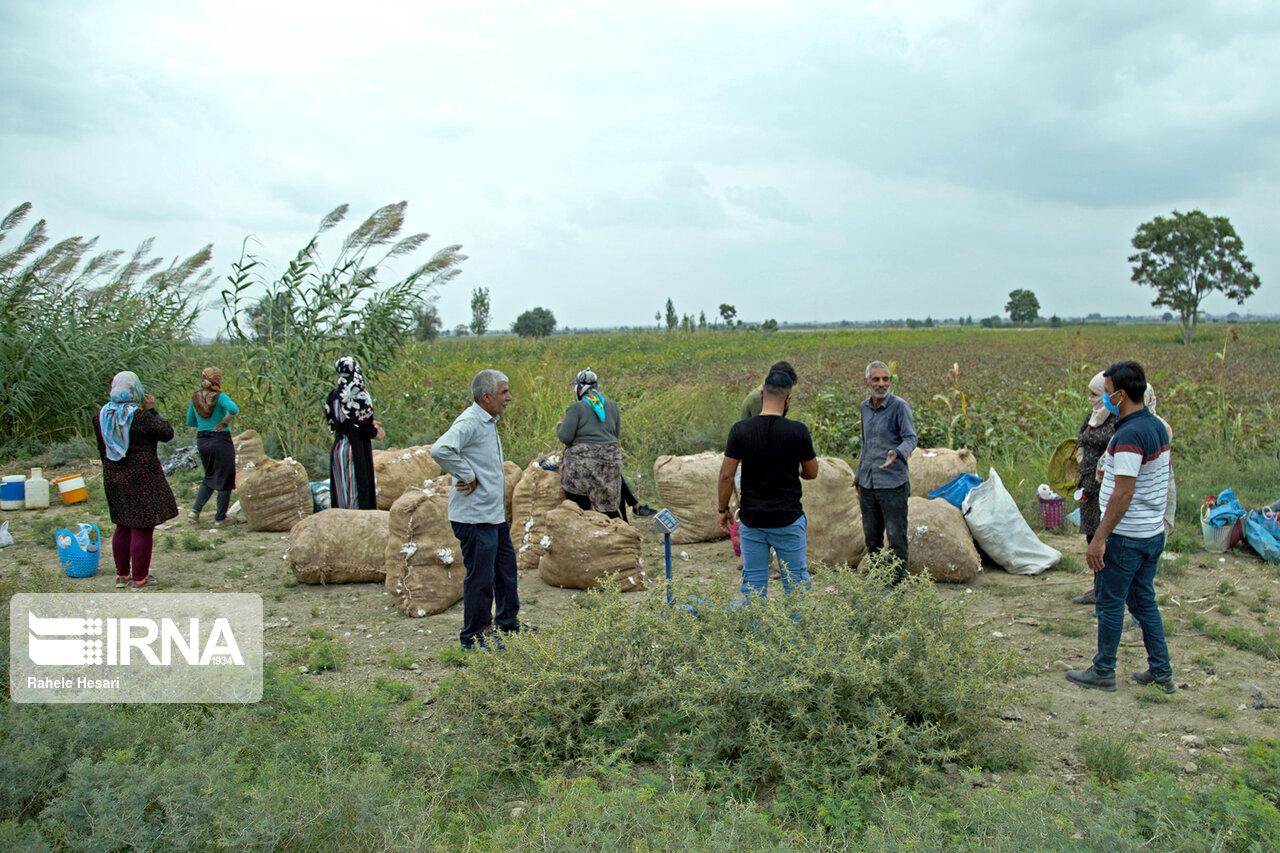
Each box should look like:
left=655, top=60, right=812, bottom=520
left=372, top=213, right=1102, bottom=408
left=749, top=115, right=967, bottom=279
left=1067, top=361, right=1175, bottom=693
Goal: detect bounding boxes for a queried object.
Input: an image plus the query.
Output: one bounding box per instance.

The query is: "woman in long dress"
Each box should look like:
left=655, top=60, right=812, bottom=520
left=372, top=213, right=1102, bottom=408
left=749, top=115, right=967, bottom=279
left=93, top=371, right=179, bottom=589
left=326, top=357, right=384, bottom=509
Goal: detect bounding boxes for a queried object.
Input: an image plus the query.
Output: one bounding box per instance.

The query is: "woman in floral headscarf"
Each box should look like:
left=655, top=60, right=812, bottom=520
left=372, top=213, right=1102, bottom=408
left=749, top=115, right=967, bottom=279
left=556, top=368, right=623, bottom=518
left=1072, top=371, right=1117, bottom=606
left=93, top=371, right=178, bottom=589
left=326, top=357, right=384, bottom=509
left=186, top=367, right=239, bottom=526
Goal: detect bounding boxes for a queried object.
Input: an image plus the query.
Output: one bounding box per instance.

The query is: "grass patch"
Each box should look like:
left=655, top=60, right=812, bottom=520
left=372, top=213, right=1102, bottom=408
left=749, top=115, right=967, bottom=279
left=372, top=678, right=415, bottom=703
left=180, top=531, right=211, bottom=552
left=1079, top=734, right=1140, bottom=785
left=285, top=640, right=346, bottom=673
left=1186, top=612, right=1280, bottom=660
left=384, top=648, right=416, bottom=670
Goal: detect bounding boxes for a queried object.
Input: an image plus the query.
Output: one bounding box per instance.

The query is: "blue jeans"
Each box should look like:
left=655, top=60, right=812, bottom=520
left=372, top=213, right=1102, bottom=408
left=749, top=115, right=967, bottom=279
left=740, top=515, right=810, bottom=598
left=452, top=521, right=520, bottom=646
left=1093, top=531, right=1171, bottom=678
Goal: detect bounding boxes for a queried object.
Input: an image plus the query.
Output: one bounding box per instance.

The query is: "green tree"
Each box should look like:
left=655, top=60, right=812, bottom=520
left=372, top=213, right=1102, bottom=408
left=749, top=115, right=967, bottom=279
left=221, top=201, right=465, bottom=456
left=469, top=286, right=491, bottom=336
left=1129, top=210, right=1261, bottom=344
left=719, top=303, right=737, bottom=327
left=412, top=299, right=441, bottom=341
left=512, top=306, right=556, bottom=338
left=1005, top=289, right=1040, bottom=324
left=664, top=298, right=678, bottom=332
left=698, top=310, right=707, bottom=330
left=245, top=291, right=295, bottom=340
left=0, top=202, right=211, bottom=444
left=760, top=318, right=778, bottom=332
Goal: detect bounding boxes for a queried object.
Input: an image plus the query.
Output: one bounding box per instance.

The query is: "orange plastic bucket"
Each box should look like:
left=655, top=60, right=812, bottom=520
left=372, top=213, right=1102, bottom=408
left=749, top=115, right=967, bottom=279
left=52, top=475, right=88, bottom=504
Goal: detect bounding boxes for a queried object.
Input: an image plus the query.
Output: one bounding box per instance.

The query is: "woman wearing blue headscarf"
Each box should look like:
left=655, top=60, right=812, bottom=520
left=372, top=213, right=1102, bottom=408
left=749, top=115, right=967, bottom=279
left=93, top=371, right=178, bottom=589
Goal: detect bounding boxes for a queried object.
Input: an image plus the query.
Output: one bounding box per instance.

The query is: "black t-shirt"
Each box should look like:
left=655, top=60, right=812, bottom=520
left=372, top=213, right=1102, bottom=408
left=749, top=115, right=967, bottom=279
left=725, top=415, right=816, bottom=528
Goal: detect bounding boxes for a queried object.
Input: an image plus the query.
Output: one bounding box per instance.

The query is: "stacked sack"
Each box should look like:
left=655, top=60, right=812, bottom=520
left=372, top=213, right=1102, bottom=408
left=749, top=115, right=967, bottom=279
left=857, top=497, right=981, bottom=583
left=285, top=509, right=390, bottom=584
left=233, top=430, right=267, bottom=474
left=238, top=457, right=313, bottom=531
left=801, top=457, right=865, bottom=568
left=385, top=464, right=526, bottom=617
left=512, top=455, right=566, bottom=570
left=908, top=447, right=978, bottom=497
left=653, top=451, right=727, bottom=544
left=538, top=501, right=646, bottom=591
left=373, top=445, right=442, bottom=510
left=384, top=476, right=462, bottom=617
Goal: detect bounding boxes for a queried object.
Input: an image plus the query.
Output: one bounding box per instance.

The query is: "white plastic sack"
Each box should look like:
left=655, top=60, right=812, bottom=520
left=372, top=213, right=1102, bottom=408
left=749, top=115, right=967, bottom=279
left=961, top=468, right=1061, bottom=575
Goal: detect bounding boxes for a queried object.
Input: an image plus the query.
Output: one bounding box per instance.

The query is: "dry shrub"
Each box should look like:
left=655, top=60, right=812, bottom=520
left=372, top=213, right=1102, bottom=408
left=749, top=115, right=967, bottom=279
left=438, top=563, right=1024, bottom=795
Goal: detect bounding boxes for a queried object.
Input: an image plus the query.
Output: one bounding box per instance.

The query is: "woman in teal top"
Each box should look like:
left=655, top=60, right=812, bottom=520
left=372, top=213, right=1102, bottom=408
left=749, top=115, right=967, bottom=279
left=186, top=367, right=239, bottom=525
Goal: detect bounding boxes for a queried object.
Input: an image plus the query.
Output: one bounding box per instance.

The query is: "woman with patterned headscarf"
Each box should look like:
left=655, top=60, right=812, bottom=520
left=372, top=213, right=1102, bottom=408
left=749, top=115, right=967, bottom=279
left=186, top=367, right=240, bottom=526
left=93, top=371, right=179, bottom=589
left=326, top=357, right=384, bottom=509
left=556, top=368, right=623, bottom=518
left=1072, top=371, right=1118, bottom=606
left=1145, top=384, right=1176, bottom=538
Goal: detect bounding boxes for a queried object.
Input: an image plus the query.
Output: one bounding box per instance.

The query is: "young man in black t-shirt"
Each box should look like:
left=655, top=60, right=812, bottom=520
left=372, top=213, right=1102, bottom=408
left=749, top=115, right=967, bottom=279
left=717, top=370, right=818, bottom=598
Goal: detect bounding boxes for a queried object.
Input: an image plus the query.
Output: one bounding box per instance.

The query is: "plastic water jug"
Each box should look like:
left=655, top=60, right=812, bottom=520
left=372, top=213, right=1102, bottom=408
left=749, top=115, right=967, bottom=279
left=0, top=475, right=24, bottom=510
left=24, top=468, right=50, bottom=510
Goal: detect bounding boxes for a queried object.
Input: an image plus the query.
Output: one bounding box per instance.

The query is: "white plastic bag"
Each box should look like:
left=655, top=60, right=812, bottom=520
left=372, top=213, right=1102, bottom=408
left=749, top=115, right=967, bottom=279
left=961, top=468, right=1061, bottom=575
left=0, top=520, right=13, bottom=547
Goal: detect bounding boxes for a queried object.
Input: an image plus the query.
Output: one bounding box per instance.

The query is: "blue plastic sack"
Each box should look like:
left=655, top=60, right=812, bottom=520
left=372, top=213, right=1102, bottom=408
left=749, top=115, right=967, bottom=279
left=927, top=473, right=983, bottom=509
left=1206, top=488, right=1246, bottom=527
left=1243, top=510, right=1280, bottom=564
left=1066, top=507, right=1081, bottom=528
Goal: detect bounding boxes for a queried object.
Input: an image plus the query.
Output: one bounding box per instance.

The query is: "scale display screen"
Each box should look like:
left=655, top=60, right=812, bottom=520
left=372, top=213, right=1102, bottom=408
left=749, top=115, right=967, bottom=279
left=653, top=508, right=681, bottom=534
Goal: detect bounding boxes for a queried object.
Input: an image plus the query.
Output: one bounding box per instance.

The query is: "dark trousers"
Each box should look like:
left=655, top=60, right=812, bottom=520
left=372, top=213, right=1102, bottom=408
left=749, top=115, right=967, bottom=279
left=858, top=482, right=910, bottom=584
left=193, top=483, right=231, bottom=521
left=563, top=490, right=622, bottom=520
left=112, top=525, right=154, bottom=582
left=451, top=521, right=520, bottom=646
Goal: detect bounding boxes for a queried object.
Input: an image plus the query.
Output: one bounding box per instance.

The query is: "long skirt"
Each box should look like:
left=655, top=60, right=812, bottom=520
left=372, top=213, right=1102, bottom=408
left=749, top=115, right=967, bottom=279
left=560, top=443, right=622, bottom=514
left=331, top=434, right=376, bottom=509
left=197, top=430, right=236, bottom=492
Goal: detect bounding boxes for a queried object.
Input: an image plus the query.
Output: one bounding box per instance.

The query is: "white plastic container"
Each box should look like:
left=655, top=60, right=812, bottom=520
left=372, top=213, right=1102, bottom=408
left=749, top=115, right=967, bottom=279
left=0, top=475, right=24, bottom=510
left=24, top=467, right=50, bottom=510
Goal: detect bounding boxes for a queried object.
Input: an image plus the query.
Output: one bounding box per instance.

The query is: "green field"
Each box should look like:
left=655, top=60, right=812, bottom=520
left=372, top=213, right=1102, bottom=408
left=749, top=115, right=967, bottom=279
left=3, top=323, right=1279, bottom=851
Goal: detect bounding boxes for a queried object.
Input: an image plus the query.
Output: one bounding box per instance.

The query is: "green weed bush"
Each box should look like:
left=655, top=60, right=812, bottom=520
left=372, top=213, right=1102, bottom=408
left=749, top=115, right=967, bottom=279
left=438, top=565, right=1024, bottom=796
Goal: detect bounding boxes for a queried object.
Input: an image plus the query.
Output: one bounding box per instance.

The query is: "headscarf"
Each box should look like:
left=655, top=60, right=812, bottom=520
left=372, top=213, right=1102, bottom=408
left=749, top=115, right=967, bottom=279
left=192, top=367, right=222, bottom=420
left=99, top=371, right=144, bottom=461
left=1145, top=383, right=1173, bottom=444
left=1087, top=371, right=1110, bottom=428
left=326, top=357, right=374, bottom=430
left=574, top=368, right=606, bottom=422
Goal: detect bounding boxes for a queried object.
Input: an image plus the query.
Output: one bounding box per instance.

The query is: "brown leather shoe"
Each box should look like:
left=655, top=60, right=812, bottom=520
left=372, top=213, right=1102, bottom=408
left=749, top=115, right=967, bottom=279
left=1072, top=588, right=1096, bottom=605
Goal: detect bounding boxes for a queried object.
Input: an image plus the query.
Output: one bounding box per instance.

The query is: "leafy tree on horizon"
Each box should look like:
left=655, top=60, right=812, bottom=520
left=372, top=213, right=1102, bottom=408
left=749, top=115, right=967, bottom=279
left=469, top=286, right=491, bottom=336
left=413, top=298, right=441, bottom=341
left=1005, top=289, right=1040, bottom=324
left=719, top=303, right=737, bottom=327
left=1129, top=209, right=1261, bottom=344
left=665, top=298, right=678, bottom=332
left=512, top=306, right=556, bottom=338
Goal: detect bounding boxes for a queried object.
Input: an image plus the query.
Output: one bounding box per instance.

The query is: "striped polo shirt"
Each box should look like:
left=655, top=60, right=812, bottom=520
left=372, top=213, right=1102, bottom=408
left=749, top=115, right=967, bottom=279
left=1099, top=407, right=1171, bottom=539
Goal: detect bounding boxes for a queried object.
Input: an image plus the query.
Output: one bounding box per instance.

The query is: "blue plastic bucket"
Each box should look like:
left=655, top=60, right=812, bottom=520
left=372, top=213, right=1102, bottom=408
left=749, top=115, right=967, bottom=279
left=927, top=473, right=983, bottom=509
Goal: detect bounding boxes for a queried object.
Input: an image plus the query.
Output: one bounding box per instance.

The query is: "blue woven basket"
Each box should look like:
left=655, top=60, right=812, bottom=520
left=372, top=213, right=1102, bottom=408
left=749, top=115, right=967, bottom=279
left=56, top=524, right=100, bottom=578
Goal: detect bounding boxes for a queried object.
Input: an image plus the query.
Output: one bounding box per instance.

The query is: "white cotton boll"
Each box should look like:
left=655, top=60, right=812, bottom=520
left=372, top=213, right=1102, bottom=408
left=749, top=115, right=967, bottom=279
left=401, top=542, right=419, bottom=557
left=540, top=535, right=552, bottom=549
left=524, top=519, right=535, bottom=532
left=679, top=551, right=689, bottom=560
left=417, top=609, right=426, bottom=617
left=437, top=548, right=454, bottom=565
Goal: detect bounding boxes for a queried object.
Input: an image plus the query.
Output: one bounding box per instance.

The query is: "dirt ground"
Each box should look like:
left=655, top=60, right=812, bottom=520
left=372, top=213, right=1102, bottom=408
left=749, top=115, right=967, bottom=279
left=3, top=458, right=1278, bottom=785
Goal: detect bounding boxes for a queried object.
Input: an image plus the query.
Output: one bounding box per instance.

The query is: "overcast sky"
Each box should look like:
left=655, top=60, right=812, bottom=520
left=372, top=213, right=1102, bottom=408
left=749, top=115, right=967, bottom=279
left=4, top=0, right=1278, bottom=335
